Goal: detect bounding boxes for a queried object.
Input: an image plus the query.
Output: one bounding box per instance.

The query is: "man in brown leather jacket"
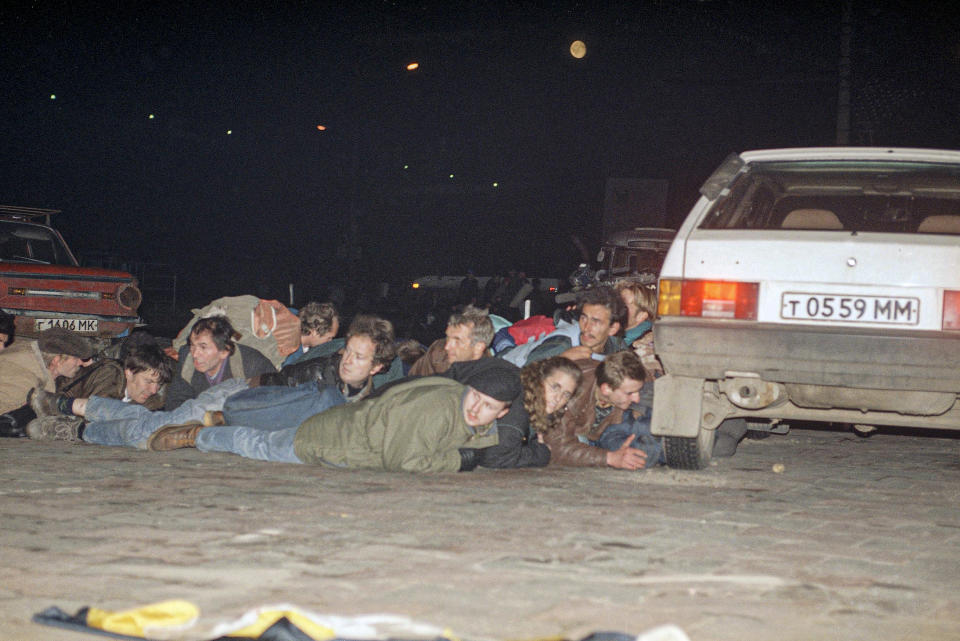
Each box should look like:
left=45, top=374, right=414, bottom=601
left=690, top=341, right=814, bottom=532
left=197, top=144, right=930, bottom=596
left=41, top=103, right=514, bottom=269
left=408, top=305, right=493, bottom=376
left=543, top=350, right=649, bottom=470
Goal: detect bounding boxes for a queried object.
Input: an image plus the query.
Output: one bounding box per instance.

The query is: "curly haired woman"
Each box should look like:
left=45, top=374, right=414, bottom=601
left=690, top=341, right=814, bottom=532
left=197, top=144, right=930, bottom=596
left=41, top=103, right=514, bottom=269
left=475, top=356, right=581, bottom=468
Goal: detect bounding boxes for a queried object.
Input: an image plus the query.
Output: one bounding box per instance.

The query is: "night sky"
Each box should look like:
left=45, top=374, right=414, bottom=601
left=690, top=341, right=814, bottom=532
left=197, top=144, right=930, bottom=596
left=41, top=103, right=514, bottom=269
left=3, top=1, right=959, bottom=308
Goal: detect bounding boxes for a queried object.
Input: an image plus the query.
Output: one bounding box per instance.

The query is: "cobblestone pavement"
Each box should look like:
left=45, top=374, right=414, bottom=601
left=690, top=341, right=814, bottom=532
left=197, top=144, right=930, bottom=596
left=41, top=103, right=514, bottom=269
left=3, top=426, right=960, bottom=641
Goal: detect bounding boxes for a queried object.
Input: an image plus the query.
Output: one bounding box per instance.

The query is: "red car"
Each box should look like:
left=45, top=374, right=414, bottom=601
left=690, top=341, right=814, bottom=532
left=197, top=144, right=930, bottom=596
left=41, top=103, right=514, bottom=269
left=0, top=206, right=142, bottom=338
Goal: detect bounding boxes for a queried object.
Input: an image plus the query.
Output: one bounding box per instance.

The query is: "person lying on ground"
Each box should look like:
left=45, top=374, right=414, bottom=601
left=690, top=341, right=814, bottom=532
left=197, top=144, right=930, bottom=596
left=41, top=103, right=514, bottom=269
left=0, top=326, right=93, bottom=437
left=145, top=358, right=521, bottom=474
left=282, top=301, right=341, bottom=366
left=545, top=350, right=658, bottom=470
left=472, top=356, right=581, bottom=469
left=26, top=376, right=246, bottom=447
left=498, top=286, right=627, bottom=367
left=408, top=305, right=494, bottom=376
left=214, top=315, right=396, bottom=430
left=25, top=342, right=181, bottom=444
left=57, top=333, right=171, bottom=410
left=614, top=280, right=657, bottom=346
left=164, top=315, right=275, bottom=410
left=26, top=315, right=398, bottom=447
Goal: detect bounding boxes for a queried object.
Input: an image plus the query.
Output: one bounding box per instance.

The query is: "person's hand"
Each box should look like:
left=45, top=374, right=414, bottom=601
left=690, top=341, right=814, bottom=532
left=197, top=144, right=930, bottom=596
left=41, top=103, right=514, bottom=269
left=536, top=432, right=551, bottom=450
left=605, top=434, right=647, bottom=470
left=560, top=345, right=593, bottom=361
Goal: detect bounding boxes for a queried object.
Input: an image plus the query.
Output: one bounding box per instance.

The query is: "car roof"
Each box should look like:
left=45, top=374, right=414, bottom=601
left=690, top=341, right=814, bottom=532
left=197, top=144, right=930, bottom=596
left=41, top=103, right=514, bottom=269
left=739, top=147, right=960, bottom=164
left=603, top=227, right=676, bottom=245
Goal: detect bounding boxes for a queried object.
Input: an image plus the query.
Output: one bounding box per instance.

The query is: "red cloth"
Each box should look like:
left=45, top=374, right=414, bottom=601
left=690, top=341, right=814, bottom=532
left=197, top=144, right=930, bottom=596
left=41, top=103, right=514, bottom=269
left=507, top=315, right=555, bottom=346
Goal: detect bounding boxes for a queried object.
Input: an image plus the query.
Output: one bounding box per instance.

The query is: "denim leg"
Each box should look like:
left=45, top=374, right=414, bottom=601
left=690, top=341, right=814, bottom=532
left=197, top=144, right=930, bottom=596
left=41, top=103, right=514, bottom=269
left=222, top=383, right=345, bottom=431
left=595, top=413, right=665, bottom=466
left=196, top=425, right=302, bottom=463
left=83, top=378, right=248, bottom=449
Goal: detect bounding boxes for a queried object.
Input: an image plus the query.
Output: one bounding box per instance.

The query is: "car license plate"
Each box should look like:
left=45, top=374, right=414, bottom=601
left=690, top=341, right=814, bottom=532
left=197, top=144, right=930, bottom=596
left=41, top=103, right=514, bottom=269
left=35, top=318, right=100, bottom=333
left=780, top=293, right=920, bottom=325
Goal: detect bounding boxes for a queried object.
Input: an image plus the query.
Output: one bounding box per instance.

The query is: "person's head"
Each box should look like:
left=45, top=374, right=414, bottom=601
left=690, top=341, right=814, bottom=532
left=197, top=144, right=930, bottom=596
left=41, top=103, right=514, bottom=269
left=596, top=351, right=647, bottom=411
left=615, top=281, right=657, bottom=329
left=0, top=311, right=15, bottom=349
left=298, top=302, right=340, bottom=348
left=458, top=359, right=520, bottom=428
left=444, top=305, right=494, bottom=364
left=577, top=286, right=627, bottom=353
left=521, top=356, right=582, bottom=434
left=188, top=315, right=238, bottom=376
left=395, top=338, right=427, bottom=366
left=338, top=315, right=396, bottom=387
left=123, top=343, right=173, bottom=405
left=38, top=326, right=95, bottom=378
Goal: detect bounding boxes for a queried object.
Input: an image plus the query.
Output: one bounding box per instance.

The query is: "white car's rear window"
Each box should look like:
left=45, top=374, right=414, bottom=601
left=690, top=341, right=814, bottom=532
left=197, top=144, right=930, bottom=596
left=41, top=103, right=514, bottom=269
left=699, top=161, right=960, bottom=234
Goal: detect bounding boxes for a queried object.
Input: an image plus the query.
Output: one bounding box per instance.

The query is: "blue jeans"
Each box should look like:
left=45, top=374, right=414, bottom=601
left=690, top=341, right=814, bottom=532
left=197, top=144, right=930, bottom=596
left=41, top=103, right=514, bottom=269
left=196, top=424, right=302, bottom=463
left=82, top=379, right=248, bottom=449
left=221, top=383, right=345, bottom=430
left=195, top=383, right=345, bottom=463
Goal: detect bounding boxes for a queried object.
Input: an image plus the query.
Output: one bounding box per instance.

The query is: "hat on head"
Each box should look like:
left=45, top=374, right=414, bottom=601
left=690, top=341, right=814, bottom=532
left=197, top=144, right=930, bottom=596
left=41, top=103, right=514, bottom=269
left=38, top=326, right=95, bottom=359
left=450, top=358, right=521, bottom=402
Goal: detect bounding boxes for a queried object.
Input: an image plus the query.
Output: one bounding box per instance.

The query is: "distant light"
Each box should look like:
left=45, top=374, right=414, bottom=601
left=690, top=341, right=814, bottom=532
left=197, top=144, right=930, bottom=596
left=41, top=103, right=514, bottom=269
left=449, top=174, right=454, bottom=179
left=411, top=282, right=420, bottom=289
left=316, top=124, right=326, bottom=131
left=492, top=182, right=499, bottom=187
left=570, top=40, right=586, bottom=59
left=148, top=114, right=155, bottom=119
left=50, top=94, right=56, bottom=100
left=403, top=164, right=409, bottom=169
left=406, top=62, right=420, bottom=71
left=226, top=130, right=232, bottom=135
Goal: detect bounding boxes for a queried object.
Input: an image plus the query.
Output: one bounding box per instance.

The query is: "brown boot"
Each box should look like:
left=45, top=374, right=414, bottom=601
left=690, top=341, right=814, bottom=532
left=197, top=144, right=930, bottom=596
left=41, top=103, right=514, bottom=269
left=147, top=422, right=206, bottom=451
left=202, top=410, right=226, bottom=427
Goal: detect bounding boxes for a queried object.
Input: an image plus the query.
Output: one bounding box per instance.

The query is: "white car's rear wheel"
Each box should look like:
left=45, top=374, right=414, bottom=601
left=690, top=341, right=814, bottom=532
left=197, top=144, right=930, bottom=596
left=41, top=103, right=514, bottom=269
left=663, top=425, right=715, bottom=469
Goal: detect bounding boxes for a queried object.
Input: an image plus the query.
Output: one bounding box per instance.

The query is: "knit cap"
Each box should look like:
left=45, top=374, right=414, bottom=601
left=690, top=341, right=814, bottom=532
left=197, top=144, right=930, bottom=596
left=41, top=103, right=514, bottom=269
left=450, top=358, right=521, bottom=402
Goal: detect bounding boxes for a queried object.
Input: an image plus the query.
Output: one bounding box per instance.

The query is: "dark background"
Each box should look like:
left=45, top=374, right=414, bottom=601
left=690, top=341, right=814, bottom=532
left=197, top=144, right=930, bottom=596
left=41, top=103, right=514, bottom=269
left=3, top=1, right=959, bottom=318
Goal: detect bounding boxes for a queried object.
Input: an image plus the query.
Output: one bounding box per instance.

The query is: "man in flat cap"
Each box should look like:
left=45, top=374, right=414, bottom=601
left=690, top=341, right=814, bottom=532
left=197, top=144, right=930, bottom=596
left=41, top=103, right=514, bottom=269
left=0, top=326, right=93, bottom=436
left=147, top=359, right=521, bottom=473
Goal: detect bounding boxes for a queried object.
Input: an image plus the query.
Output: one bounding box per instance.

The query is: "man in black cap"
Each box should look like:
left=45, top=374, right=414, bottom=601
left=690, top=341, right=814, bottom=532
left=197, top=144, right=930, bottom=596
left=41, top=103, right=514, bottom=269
left=148, top=358, right=521, bottom=473
left=0, top=326, right=93, bottom=436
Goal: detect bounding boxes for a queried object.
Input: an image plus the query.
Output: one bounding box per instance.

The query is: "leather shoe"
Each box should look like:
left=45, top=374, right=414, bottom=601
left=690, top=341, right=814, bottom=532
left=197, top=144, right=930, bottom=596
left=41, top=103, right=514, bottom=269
left=147, top=422, right=205, bottom=451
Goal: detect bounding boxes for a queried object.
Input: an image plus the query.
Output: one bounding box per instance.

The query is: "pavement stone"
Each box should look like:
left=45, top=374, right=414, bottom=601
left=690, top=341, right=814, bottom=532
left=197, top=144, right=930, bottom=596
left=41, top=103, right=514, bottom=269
left=2, top=428, right=960, bottom=641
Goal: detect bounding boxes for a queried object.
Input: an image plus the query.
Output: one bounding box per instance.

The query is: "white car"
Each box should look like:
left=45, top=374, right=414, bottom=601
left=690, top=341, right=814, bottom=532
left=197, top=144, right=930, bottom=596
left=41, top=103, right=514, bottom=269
left=652, top=147, right=960, bottom=469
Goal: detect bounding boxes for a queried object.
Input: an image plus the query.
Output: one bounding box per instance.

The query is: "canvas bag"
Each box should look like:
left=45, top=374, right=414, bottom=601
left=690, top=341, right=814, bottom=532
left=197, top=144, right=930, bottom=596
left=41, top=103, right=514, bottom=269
left=173, top=295, right=300, bottom=369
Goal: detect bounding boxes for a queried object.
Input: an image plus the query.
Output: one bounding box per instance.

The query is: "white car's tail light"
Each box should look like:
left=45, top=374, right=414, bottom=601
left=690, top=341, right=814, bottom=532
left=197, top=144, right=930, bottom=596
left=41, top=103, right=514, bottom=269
left=658, top=279, right=759, bottom=320
left=944, top=290, right=960, bottom=330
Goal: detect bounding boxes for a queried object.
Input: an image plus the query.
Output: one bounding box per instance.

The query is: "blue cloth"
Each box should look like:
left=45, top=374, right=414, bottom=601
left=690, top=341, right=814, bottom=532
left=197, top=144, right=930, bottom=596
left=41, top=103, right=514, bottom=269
left=283, top=338, right=346, bottom=366
left=196, top=381, right=347, bottom=462
left=196, top=424, right=302, bottom=462
left=83, top=378, right=248, bottom=449
left=591, top=382, right=664, bottom=465
left=623, top=319, right=652, bottom=346
left=498, top=319, right=580, bottom=367
left=492, top=326, right=516, bottom=354
left=222, top=382, right=346, bottom=430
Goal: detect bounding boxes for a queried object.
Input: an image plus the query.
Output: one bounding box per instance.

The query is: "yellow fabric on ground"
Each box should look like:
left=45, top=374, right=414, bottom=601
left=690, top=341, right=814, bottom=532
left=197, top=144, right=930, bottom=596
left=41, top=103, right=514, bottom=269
left=227, top=609, right=336, bottom=638
left=85, top=599, right=199, bottom=636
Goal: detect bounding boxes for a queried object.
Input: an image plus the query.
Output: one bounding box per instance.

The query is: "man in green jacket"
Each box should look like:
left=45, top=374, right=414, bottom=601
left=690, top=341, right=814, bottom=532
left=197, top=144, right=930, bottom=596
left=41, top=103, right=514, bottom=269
left=148, top=358, right=520, bottom=473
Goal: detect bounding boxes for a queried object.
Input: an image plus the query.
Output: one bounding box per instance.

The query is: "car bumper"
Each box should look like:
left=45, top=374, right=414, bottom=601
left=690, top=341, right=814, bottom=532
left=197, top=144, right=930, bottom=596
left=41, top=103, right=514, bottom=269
left=654, top=319, right=960, bottom=393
